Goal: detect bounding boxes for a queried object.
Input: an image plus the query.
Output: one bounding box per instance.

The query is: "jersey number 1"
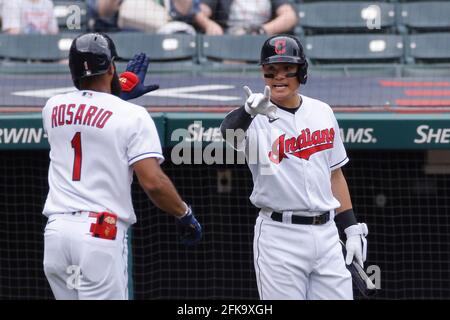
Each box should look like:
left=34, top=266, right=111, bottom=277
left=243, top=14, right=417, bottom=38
left=71, top=132, right=82, bottom=181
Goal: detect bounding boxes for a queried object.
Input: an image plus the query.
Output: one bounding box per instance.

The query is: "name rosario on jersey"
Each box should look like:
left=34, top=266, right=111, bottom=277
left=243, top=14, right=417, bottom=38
left=268, top=127, right=335, bottom=164
left=50, top=103, right=113, bottom=129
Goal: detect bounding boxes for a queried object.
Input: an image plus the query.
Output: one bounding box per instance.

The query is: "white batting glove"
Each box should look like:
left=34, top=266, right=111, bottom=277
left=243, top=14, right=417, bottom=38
left=243, top=85, right=278, bottom=120
left=344, top=223, right=368, bottom=267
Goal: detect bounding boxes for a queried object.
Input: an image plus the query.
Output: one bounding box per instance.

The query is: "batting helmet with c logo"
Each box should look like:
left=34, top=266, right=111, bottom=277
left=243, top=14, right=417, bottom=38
left=260, top=34, right=308, bottom=84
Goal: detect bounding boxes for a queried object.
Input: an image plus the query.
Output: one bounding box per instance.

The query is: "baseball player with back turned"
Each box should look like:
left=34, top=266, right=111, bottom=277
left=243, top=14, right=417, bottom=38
left=42, top=33, right=202, bottom=300
left=220, top=34, right=368, bottom=300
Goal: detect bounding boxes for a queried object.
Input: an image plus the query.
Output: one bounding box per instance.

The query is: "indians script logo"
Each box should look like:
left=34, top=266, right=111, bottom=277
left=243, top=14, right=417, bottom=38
left=274, top=39, right=286, bottom=55
left=268, top=128, right=335, bottom=164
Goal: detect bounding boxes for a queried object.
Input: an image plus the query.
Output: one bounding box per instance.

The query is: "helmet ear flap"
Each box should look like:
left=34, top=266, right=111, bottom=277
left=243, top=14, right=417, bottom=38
left=73, top=79, right=80, bottom=90
left=297, top=60, right=308, bottom=85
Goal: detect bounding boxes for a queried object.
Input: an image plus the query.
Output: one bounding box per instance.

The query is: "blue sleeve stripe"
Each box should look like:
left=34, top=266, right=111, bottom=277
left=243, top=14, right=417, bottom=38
left=330, top=157, right=348, bottom=169
left=129, top=152, right=164, bottom=164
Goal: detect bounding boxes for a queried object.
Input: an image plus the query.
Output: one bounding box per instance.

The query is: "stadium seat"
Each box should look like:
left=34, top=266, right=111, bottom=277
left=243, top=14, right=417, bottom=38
left=0, top=34, right=75, bottom=61
left=402, top=65, right=450, bottom=78
left=407, top=33, right=450, bottom=63
left=310, top=64, right=401, bottom=77
left=399, top=1, right=450, bottom=32
left=200, top=35, right=267, bottom=63
left=297, top=0, right=393, bottom=3
left=0, top=34, right=77, bottom=75
left=304, top=34, right=404, bottom=63
left=199, top=35, right=268, bottom=72
left=53, top=0, right=87, bottom=32
left=296, top=1, right=396, bottom=34
left=108, top=33, right=197, bottom=73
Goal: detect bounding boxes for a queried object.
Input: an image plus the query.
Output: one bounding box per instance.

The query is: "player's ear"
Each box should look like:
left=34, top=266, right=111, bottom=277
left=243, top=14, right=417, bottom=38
left=108, top=63, right=115, bottom=76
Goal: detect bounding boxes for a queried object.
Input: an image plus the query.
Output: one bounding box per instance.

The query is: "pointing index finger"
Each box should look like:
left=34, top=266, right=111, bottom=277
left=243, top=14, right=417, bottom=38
left=263, top=85, right=271, bottom=100
left=243, top=86, right=253, bottom=98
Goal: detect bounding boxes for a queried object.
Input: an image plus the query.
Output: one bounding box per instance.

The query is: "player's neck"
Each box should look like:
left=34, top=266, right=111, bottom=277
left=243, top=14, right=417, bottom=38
left=80, top=84, right=111, bottom=94
left=79, top=74, right=112, bottom=94
left=272, top=93, right=301, bottom=109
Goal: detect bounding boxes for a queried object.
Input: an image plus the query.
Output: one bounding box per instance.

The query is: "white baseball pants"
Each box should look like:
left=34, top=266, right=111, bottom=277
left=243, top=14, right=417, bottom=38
left=43, top=212, right=129, bottom=300
left=253, top=212, right=353, bottom=300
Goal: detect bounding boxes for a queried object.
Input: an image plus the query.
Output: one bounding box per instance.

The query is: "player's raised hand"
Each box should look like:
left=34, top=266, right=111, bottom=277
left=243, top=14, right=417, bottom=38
left=243, top=85, right=278, bottom=120
left=119, top=53, right=159, bottom=101
left=176, top=206, right=202, bottom=246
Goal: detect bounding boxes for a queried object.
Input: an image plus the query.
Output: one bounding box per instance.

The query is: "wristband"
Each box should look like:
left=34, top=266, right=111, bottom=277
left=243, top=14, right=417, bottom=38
left=334, top=208, right=357, bottom=234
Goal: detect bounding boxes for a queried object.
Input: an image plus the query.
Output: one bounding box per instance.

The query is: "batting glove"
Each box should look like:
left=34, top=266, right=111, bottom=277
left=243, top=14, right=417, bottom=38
left=176, top=205, right=202, bottom=246
left=119, top=52, right=159, bottom=101
left=243, top=85, right=278, bottom=120
left=344, top=223, right=368, bottom=267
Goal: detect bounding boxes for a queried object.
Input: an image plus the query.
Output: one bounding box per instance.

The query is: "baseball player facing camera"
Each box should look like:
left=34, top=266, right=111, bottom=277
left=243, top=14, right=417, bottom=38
left=42, top=33, right=201, bottom=300
left=220, top=34, right=368, bottom=300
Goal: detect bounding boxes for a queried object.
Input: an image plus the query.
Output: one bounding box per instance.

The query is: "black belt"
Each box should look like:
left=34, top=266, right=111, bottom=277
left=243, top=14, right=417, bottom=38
left=270, top=211, right=330, bottom=225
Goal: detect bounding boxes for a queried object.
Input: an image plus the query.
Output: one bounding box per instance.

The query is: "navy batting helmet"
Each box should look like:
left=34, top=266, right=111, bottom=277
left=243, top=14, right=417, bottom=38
left=260, top=34, right=308, bottom=84
left=69, top=33, right=119, bottom=88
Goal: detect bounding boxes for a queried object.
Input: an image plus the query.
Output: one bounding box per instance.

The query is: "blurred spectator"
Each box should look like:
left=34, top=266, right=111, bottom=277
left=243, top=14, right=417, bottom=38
left=0, top=0, right=3, bottom=29
left=2, top=0, right=58, bottom=34
left=195, top=0, right=297, bottom=35
left=119, top=0, right=199, bottom=34
left=87, top=0, right=121, bottom=32
left=88, top=0, right=200, bottom=34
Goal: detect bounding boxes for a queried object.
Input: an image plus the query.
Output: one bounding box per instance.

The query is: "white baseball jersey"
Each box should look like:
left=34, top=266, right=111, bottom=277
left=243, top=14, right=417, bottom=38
left=42, top=90, right=164, bottom=226
left=238, top=94, right=353, bottom=300
left=242, top=94, right=348, bottom=214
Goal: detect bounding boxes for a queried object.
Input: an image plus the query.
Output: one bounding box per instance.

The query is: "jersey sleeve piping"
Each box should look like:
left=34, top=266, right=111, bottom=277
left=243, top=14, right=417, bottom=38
left=129, top=152, right=165, bottom=166
left=330, top=156, right=349, bottom=169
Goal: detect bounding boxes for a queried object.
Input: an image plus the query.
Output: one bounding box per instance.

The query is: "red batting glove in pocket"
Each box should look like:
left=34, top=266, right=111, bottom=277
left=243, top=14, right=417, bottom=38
left=119, top=71, right=139, bottom=92
left=90, top=212, right=118, bottom=240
